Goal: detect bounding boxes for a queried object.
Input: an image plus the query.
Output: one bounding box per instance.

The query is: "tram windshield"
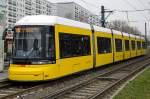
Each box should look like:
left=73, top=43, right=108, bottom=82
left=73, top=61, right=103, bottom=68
left=12, top=26, right=56, bottom=64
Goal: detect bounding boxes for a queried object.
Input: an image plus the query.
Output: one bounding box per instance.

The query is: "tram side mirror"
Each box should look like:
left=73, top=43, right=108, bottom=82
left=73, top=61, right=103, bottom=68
left=33, top=39, right=38, bottom=50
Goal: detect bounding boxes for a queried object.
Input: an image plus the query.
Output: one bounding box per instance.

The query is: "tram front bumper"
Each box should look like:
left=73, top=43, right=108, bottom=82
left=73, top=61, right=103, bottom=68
left=9, top=66, right=44, bottom=81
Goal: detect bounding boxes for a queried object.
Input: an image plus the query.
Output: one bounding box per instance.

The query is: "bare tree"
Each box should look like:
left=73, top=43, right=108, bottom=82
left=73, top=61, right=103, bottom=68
left=107, top=20, right=141, bottom=35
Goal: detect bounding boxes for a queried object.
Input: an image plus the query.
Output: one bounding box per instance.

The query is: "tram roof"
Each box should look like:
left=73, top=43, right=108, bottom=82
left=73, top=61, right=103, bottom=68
left=112, top=30, right=122, bottom=35
left=15, top=15, right=138, bottom=37
left=122, top=32, right=129, bottom=37
left=15, top=15, right=92, bottom=30
left=130, top=34, right=136, bottom=38
left=135, top=35, right=141, bottom=39
left=15, top=15, right=113, bottom=34
left=141, top=37, right=145, bottom=40
left=93, top=25, right=112, bottom=34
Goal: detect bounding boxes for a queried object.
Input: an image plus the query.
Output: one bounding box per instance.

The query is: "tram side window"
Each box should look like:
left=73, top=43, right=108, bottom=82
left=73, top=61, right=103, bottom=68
left=142, top=42, right=147, bottom=49
left=125, top=40, right=129, bottom=51
left=97, top=37, right=111, bottom=54
left=59, top=33, right=91, bottom=58
left=137, top=41, right=141, bottom=49
left=46, top=26, right=55, bottom=60
left=131, top=40, right=135, bottom=50
left=115, top=39, right=122, bottom=52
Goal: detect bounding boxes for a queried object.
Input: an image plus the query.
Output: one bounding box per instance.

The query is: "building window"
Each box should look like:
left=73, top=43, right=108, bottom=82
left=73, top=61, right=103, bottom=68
left=115, top=39, right=122, bottom=52
left=131, top=40, right=135, bottom=50
left=125, top=40, right=130, bottom=51
left=137, top=41, right=141, bottom=49
left=97, top=37, right=112, bottom=54
left=59, top=33, right=91, bottom=58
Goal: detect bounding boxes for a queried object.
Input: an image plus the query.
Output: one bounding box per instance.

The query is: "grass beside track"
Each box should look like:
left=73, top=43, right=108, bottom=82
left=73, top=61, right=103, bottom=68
left=113, top=66, right=150, bottom=99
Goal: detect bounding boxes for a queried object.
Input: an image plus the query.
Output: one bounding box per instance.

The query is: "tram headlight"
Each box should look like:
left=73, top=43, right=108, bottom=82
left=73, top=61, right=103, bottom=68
left=32, top=61, right=46, bottom=64
left=31, top=60, right=53, bottom=64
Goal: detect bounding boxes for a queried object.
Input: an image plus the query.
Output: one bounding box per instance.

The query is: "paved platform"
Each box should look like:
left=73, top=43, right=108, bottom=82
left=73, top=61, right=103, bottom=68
left=0, top=61, right=9, bottom=81
left=0, top=71, right=8, bottom=82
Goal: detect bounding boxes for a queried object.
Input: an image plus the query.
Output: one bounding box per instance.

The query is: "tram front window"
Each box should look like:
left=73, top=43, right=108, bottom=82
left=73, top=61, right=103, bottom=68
left=12, top=26, right=56, bottom=64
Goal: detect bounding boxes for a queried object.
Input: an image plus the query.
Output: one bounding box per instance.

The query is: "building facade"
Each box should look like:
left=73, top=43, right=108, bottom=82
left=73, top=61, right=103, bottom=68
left=54, top=2, right=100, bottom=26
left=6, top=1, right=100, bottom=27
left=0, top=0, right=7, bottom=26
left=6, top=0, right=53, bottom=27
left=0, top=0, right=6, bottom=70
left=0, top=0, right=7, bottom=36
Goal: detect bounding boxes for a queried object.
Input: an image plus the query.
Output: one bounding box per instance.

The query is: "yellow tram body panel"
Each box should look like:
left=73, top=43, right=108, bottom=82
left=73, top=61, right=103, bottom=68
left=136, top=38, right=142, bottom=56
left=55, top=24, right=93, bottom=77
left=130, top=37, right=136, bottom=58
left=141, top=40, right=144, bottom=55
left=9, top=57, right=93, bottom=81
left=123, top=36, right=131, bottom=60
left=139, top=40, right=143, bottom=56
left=59, top=56, right=93, bottom=77
left=95, top=31, right=113, bottom=67
left=9, top=63, right=60, bottom=81
left=113, top=34, right=124, bottom=62
left=141, top=40, right=146, bottom=55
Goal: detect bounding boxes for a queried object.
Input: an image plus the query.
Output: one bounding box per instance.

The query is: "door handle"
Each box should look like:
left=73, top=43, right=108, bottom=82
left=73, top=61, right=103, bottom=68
left=86, top=61, right=91, bottom=63
left=74, top=63, right=80, bottom=65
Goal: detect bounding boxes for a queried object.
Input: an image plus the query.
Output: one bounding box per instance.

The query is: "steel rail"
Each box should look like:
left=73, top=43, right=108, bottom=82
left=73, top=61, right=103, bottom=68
left=89, top=59, right=150, bottom=99
left=41, top=56, right=150, bottom=99
left=0, top=80, right=11, bottom=89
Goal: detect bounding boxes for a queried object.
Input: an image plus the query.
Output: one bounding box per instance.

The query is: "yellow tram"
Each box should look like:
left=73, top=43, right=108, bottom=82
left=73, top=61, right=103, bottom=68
left=8, top=15, right=147, bottom=81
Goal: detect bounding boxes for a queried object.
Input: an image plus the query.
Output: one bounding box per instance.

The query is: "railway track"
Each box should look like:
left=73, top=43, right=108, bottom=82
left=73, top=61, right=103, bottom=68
left=0, top=81, right=49, bottom=99
left=0, top=56, right=149, bottom=99
left=41, top=56, right=150, bottom=99
left=0, top=80, right=11, bottom=88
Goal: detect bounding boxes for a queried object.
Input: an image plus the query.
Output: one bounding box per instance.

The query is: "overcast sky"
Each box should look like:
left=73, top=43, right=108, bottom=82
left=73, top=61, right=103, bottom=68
left=49, top=0, right=150, bottom=35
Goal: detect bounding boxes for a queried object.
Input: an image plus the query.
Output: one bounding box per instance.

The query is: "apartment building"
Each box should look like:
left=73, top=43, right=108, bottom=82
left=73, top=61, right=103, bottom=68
left=54, top=2, right=100, bottom=26
left=0, top=0, right=6, bottom=25
left=6, top=1, right=100, bottom=27
left=0, top=0, right=7, bottom=36
left=6, top=0, right=53, bottom=27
